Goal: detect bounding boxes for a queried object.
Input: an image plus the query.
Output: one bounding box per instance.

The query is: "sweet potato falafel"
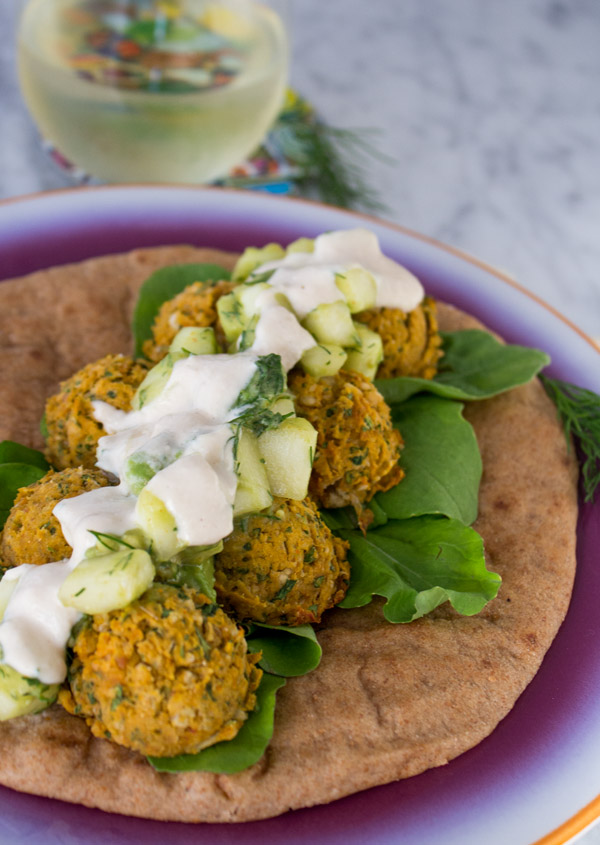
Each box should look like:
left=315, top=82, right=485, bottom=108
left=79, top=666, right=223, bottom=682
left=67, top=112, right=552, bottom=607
left=44, top=354, right=149, bottom=470
left=143, top=279, right=236, bottom=362
left=289, top=369, right=404, bottom=513
left=59, top=583, right=262, bottom=758
left=215, top=497, right=350, bottom=626
left=1, top=466, right=113, bottom=568
left=356, top=296, right=443, bottom=379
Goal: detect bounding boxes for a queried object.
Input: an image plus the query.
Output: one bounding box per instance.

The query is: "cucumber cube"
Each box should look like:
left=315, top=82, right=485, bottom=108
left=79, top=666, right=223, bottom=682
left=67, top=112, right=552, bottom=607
left=335, top=268, right=377, bottom=313
left=286, top=237, right=314, bottom=255
left=0, top=664, right=58, bottom=721
left=232, top=243, right=285, bottom=282
left=59, top=547, right=155, bottom=615
left=169, top=326, right=218, bottom=356
left=258, top=417, right=317, bottom=501
left=234, top=281, right=272, bottom=319
left=132, top=352, right=179, bottom=410
left=300, top=344, right=347, bottom=379
left=233, top=428, right=272, bottom=516
left=302, top=302, right=360, bottom=347
left=216, top=292, right=246, bottom=343
left=135, top=488, right=185, bottom=561
left=344, top=323, right=384, bottom=380
left=270, top=396, right=296, bottom=416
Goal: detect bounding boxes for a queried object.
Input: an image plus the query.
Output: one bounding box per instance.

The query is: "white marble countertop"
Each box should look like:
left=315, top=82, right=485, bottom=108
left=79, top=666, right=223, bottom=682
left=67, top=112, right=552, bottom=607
left=0, top=1, right=599, bottom=842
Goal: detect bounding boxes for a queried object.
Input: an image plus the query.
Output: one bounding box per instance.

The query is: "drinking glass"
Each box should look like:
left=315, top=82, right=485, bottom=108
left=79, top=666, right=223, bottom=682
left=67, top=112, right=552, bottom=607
left=17, top=0, right=289, bottom=184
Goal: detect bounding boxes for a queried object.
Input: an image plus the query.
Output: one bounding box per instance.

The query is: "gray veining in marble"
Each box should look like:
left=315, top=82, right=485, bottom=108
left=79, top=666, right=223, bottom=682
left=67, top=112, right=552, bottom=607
left=0, top=3, right=599, bottom=838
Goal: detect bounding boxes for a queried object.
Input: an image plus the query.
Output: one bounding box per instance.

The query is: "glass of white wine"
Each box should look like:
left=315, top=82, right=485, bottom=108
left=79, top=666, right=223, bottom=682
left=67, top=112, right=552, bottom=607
left=17, top=0, right=289, bottom=184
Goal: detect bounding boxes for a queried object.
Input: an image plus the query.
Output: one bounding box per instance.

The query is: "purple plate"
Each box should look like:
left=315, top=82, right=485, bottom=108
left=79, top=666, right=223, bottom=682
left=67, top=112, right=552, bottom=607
left=0, top=186, right=599, bottom=845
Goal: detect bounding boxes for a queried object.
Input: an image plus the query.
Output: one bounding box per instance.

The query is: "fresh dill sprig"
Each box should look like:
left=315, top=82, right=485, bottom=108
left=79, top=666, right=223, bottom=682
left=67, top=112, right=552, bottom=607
left=281, top=120, right=389, bottom=213
left=540, top=375, right=600, bottom=503
left=274, top=92, right=391, bottom=213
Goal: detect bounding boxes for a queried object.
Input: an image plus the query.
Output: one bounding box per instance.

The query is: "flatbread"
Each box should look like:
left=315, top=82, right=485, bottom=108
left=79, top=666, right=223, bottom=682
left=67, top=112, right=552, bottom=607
left=0, top=247, right=579, bottom=822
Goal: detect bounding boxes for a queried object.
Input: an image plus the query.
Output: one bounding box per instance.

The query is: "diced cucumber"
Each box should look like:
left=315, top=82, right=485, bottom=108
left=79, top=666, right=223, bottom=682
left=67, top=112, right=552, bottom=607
left=216, top=291, right=246, bottom=344
left=0, top=664, right=58, bottom=721
left=300, top=343, right=347, bottom=379
left=232, top=243, right=285, bottom=282
left=233, top=428, right=272, bottom=516
left=132, top=352, right=180, bottom=410
left=345, top=323, right=384, bottom=380
left=169, top=326, right=218, bottom=356
left=335, top=268, right=378, bottom=313
left=124, top=449, right=165, bottom=496
left=237, top=314, right=259, bottom=352
left=0, top=577, right=18, bottom=622
left=270, top=396, right=296, bottom=416
left=59, top=548, right=155, bottom=615
left=135, top=489, right=185, bottom=562
left=85, top=528, right=147, bottom=557
left=234, top=281, right=271, bottom=318
left=258, top=417, right=317, bottom=500
left=302, top=302, right=360, bottom=348
left=286, top=237, right=314, bottom=255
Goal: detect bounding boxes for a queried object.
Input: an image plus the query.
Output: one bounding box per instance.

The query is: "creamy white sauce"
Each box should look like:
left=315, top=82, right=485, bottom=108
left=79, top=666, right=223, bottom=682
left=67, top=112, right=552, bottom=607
left=53, top=486, right=138, bottom=568
left=250, top=304, right=315, bottom=371
left=0, top=563, right=81, bottom=684
left=255, top=228, right=424, bottom=315
left=94, top=353, right=257, bottom=433
left=141, top=446, right=236, bottom=547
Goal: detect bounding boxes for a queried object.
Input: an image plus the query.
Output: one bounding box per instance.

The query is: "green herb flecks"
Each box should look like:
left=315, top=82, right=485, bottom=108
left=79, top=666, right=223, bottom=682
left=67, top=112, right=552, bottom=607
left=541, top=375, right=600, bottom=502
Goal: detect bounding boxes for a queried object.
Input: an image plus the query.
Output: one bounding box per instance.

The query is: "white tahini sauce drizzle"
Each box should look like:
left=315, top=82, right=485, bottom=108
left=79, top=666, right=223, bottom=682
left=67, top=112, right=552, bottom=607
left=250, top=304, right=315, bottom=371
left=54, top=486, right=138, bottom=568
left=254, top=228, right=425, bottom=318
left=0, top=563, right=81, bottom=684
left=0, top=228, right=425, bottom=685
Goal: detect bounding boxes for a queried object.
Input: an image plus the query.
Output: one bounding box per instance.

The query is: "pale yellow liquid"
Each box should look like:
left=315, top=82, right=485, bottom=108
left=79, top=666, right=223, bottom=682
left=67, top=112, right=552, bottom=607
left=18, top=0, right=288, bottom=183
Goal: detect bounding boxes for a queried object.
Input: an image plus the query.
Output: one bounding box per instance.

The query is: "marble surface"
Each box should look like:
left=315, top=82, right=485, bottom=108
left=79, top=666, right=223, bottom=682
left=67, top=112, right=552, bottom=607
left=0, top=2, right=599, bottom=842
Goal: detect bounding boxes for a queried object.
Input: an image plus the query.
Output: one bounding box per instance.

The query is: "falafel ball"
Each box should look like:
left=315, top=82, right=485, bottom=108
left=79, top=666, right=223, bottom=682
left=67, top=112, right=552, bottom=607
left=289, top=369, right=404, bottom=512
left=355, top=296, right=443, bottom=379
left=58, top=584, right=262, bottom=757
left=1, top=467, right=113, bottom=568
left=215, top=497, right=350, bottom=626
left=44, top=354, right=149, bottom=470
left=143, top=279, right=236, bottom=362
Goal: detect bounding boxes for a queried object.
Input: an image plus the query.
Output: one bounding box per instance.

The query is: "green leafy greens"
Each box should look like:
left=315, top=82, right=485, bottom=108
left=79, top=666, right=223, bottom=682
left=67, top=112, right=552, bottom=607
left=376, top=330, right=550, bottom=405
left=246, top=623, right=322, bottom=677
left=338, top=516, right=501, bottom=623
left=132, top=263, right=231, bottom=357
left=376, top=396, right=481, bottom=525
left=0, top=441, right=49, bottom=530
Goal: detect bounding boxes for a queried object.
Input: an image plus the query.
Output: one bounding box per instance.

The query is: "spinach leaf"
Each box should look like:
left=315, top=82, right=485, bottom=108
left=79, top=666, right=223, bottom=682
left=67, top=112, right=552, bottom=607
left=0, top=442, right=49, bottom=530
left=376, top=396, right=481, bottom=525
left=132, top=263, right=231, bottom=358
left=246, top=623, right=322, bottom=677
left=148, top=673, right=285, bottom=774
left=339, top=515, right=501, bottom=623
left=0, top=441, right=49, bottom=471
left=0, top=463, right=48, bottom=530
left=376, top=330, right=550, bottom=405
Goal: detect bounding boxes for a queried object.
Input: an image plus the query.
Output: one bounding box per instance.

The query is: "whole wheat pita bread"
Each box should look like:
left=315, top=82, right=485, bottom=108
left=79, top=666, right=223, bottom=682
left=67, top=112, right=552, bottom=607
left=0, top=247, right=578, bottom=822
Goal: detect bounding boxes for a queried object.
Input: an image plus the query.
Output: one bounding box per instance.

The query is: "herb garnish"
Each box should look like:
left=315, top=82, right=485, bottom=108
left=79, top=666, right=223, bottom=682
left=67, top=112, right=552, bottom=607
left=540, top=375, right=600, bottom=502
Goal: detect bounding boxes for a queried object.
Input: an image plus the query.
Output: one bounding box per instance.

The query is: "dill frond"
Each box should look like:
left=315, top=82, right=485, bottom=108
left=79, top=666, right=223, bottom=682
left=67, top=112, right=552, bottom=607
left=540, top=375, right=600, bottom=503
